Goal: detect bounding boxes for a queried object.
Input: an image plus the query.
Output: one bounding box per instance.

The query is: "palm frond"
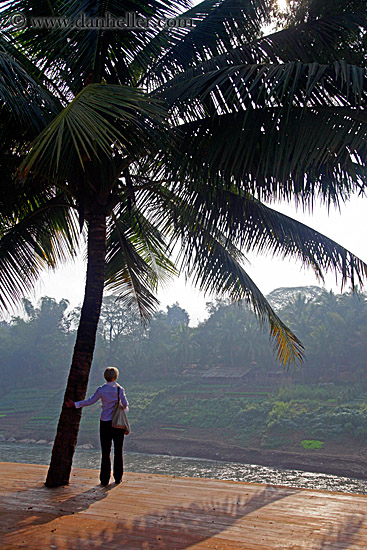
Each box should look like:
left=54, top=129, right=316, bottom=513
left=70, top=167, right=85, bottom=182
left=177, top=219, right=304, bottom=365
left=152, top=8, right=367, bottom=88
left=0, top=33, right=58, bottom=130
left=20, top=83, right=168, bottom=181
left=175, top=184, right=367, bottom=289
left=160, top=61, right=367, bottom=118
left=3, top=0, right=191, bottom=92
left=134, top=0, right=270, bottom=86
left=134, top=181, right=303, bottom=364
left=159, top=105, right=367, bottom=207
left=105, top=205, right=175, bottom=321
left=156, top=56, right=367, bottom=206
left=0, top=195, right=80, bottom=311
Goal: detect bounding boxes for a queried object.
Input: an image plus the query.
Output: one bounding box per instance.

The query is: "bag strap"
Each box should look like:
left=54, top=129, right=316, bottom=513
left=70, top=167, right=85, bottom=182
left=117, top=385, right=120, bottom=404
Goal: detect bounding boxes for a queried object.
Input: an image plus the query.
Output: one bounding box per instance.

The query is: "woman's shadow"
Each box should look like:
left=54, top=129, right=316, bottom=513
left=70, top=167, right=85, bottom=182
left=2, top=481, right=114, bottom=532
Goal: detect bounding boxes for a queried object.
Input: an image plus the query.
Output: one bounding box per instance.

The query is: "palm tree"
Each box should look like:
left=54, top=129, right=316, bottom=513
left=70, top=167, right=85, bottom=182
left=170, top=323, right=199, bottom=371
left=212, top=309, right=243, bottom=367
left=1, top=0, right=367, bottom=486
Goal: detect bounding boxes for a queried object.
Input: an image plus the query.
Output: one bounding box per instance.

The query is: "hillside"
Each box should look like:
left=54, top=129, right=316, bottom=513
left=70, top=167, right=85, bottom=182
left=2, top=379, right=367, bottom=478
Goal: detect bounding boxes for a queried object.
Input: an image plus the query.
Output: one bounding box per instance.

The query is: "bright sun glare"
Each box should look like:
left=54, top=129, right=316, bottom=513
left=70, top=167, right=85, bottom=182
left=277, top=0, right=288, bottom=10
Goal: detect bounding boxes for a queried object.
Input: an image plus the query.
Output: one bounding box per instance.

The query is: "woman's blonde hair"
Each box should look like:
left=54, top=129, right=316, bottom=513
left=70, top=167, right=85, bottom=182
left=104, top=367, right=119, bottom=382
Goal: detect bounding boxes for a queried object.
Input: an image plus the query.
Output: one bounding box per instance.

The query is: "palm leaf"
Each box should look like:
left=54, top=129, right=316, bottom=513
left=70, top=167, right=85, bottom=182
left=134, top=181, right=303, bottom=364
left=175, top=184, right=367, bottom=288
left=20, top=83, right=168, bottom=181
left=134, top=0, right=270, bottom=85
left=0, top=34, right=58, bottom=130
left=4, top=0, right=191, bottom=92
left=159, top=61, right=367, bottom=118
left=175, top=214, right=304, bottom=365
left=105, top=204, right=175, bottom=321
left=0, top=194, right=79, bottom=311
left=151, top=8, right=367, bottom=87
left=159, top=105, right=367, bottom=207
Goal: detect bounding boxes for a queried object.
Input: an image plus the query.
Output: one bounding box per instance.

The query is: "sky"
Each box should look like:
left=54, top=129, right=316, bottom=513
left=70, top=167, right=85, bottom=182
left=14, top=192, right=366, bottom=326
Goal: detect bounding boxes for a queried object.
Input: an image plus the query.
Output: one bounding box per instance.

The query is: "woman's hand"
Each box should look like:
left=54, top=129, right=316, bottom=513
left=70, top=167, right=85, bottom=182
left=65, top=400, right=75, bottom=408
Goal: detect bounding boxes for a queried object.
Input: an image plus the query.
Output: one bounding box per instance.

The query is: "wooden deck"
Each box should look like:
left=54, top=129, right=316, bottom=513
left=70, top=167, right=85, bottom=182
left=0, top=462, right=367, bottom=549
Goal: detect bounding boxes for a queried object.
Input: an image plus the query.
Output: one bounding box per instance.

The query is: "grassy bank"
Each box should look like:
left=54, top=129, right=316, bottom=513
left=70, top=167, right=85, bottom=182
left=1, top=381, right=367, bottom=458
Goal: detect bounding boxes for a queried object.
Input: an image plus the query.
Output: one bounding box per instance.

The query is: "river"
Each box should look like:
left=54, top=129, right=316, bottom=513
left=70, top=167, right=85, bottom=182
left=1, top=441, right=366, bottom=494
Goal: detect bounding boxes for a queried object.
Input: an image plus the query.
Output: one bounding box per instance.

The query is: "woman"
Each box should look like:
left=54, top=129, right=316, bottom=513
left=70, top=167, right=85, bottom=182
left=65, top=366, right=129, bottom=486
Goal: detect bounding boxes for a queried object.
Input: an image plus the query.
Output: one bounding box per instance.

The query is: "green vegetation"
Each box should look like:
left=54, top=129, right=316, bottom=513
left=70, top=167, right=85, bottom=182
left=301, top=440, right=324, bottom=450
left=2, top=288, right=367, bottom=455
left=2, top=377, right=367, bottom=455
left=2, top=288, right=367, bottom=392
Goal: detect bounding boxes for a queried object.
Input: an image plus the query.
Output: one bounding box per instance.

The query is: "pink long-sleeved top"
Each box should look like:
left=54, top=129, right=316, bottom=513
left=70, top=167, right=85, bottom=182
left=75, top=381, right=129, bottom=421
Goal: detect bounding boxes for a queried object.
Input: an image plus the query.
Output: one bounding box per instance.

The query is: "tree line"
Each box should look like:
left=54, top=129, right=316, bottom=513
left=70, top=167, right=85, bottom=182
left=1, top=286, right=367, bottom=392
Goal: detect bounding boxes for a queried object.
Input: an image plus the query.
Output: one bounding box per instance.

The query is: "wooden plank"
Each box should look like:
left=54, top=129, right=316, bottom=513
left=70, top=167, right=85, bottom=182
left=0, top=462, right=367, bottom=549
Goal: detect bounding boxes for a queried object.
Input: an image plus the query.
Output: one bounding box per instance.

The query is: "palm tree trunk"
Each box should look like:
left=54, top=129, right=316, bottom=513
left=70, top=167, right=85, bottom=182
left=45, top=213, right=107, bottom=487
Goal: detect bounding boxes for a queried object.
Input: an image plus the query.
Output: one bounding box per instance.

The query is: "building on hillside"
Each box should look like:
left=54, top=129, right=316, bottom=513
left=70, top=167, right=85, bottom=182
left=200, top=367, right=253, bottom=384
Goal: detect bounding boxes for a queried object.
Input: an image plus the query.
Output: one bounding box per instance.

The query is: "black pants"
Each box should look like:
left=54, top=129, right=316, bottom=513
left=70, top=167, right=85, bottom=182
left=99, top=420, right=125, bottom=484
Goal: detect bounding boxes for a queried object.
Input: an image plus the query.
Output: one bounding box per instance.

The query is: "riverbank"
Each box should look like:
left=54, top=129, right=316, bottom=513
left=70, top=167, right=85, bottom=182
left=127, top=430, right=367, bottom=480
left=3, top=381, right=367, bottom=481
left=3, top=440, right=367, bottom=494
left=2, top=429, right=366, bottom=481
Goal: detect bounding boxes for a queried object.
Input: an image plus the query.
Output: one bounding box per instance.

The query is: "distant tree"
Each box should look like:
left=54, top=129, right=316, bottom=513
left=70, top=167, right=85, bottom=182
left=0, top=297, right=73, bottom=387
left=267, top=286, right=325, bottom=311
left=194, top=301, right=276, bottom=371
left=138, top=311, right=172, bottom=378
left=170, top=324, right=199, bottom=371
left=214, top=309, right=245, bottom=368
left=166, top=304, right=190, bottom=327
left=97, top=295, right=140, bottom=364
left=277, top=289, right=367, bottom=382
left=281, top=293, right=319, bottom=337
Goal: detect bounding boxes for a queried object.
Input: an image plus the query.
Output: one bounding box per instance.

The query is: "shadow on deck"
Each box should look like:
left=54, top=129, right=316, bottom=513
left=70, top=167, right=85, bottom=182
left=0, top=463, right=366, bottom=549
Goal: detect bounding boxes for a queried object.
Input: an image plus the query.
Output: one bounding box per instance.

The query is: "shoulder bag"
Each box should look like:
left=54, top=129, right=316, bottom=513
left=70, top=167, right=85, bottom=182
left=111, top=386, right=130, bottom=434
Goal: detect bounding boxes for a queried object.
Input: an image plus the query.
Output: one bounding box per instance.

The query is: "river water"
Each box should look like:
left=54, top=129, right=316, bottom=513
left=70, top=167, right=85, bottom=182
left=1, top=441, right=367, bottom=494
